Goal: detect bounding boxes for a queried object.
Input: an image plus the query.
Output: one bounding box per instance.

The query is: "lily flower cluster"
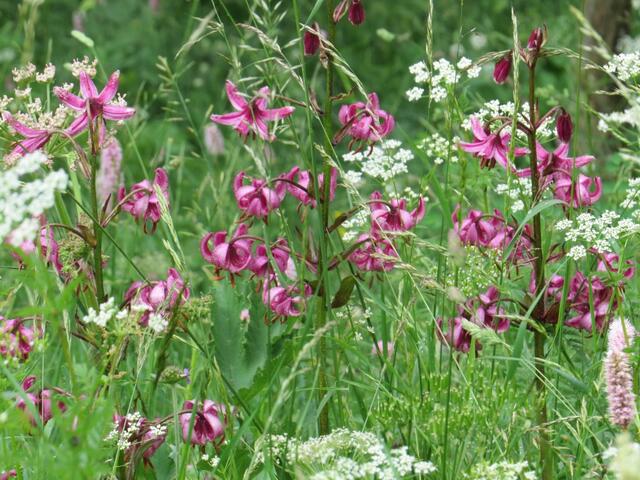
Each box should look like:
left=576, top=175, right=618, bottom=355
left=437, top=286, right=508, bottom=352
left=348, top=191, right=425, bottom=272
left=200, top=167, right=335, bottom=320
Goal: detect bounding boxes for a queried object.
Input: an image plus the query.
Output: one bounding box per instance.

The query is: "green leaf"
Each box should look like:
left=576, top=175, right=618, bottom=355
left=331, top=275, right=356, bottom=308
left=212, top=282, right=269, bottom=390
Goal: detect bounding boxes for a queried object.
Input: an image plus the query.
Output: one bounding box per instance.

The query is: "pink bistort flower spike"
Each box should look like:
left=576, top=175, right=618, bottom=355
left=98, top=137, right=123, bottom=209
left=179, top=400, right=228, bottom=446
left=336, top=93, right=395, bottom=149
left=369, top=191, right=425, bottom=233
left=284, top=166, right=338, bottom=209
left=0, top=317, right=36, bottom=362
left=460, top=117, right=528, bottom=171
left=233, top=171, right=287, bottom=220
left=210, top=81, right=295, bottom=142
left=200, top=224, right=254, bottom=279
left=554, top=172, right=602, bottom=208
left=53, top=71, right=135, bottom=138
left=348, top=232, right=398, bottom=271
left=117, top=168, right=170, bottom=234
left=2, top=112, right=52, bottom=162
left=605, top=318, right=637, bottom=429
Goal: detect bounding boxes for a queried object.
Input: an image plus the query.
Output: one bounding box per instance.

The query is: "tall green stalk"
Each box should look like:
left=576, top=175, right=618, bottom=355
left=315, top=0, right=336, bottom=436
left=527, top=62, right=552, bottom=480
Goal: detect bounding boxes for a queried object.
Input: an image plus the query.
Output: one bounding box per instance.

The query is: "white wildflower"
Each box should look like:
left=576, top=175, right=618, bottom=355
left=406, top=87, right=424, bottom=102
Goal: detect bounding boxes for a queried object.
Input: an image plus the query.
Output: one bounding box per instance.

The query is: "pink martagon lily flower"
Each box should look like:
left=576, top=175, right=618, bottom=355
left=200, top=223, right=254, bottom=278
left=460, top=117, right=528, bottom=171
left=336, top=93, right=395, bottom=148
left=284, top=166, right=338, bottom=209
left=369, top=191, right=425, bottom=232
left=124, top=268, right=190, bottom=326
left=554, top=172, right=602, bottom=208
left=16, top=376, right=67, bottom=426
left=465, top=286, right=509, bottom=333
left=113, top=413, right=166, bottom=461
left=437, top=316, right=476, bottom=353
left=210, top=81, right=294, bottom=142
left=117, top=168, right=170, bottom=234
left=348, top=232, right=398, bottom=272
left=179, top=400, right=229, bottom=446
left=2, top=112, right=52, bottom=160
left=233, top=171, right=287, bottom=220
left=516, top=142, right=594, bottom=178
left=249, top=238, right=296, bottom=280
left=53, top=70, right=135, bottom=138
left=0, top=317, right=37, bottom=361
left=262, top=276, right=312, bottom=320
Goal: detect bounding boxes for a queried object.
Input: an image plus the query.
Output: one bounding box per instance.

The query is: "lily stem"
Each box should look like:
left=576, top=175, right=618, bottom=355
left=316, top=0, right=336, bottom=436
left=528, top=61, right=552, bottom=480
left=90, top=147, right=105, bottom=303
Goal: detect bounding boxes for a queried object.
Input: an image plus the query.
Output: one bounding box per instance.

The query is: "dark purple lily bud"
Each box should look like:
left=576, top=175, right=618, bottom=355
left=493, top=53, right=512, bottom=85
left=348, top=0, right=365, bottom=25
left=556, top=108, right=573, bottom=143
left=527, top=26, right=547, bottom=51
left=304, top=23, right=321, bottom=56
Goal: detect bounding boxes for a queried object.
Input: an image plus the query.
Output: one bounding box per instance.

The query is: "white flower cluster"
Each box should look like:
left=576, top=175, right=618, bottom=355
left=461, top=100, right=554, bottom=139
left=148, top=313, right=169, bottom=334
left=1, top=151, right=68, bottom=247
left=408, top=57, right=480, bottom=103
left=341, top=208, right=369, bottom=242
left=105, top=412, right=144, bottom=451
left=342, top=139, right=413, bottom=181
left=555, top=211, right=639, bottom=259
left=201, top=453, right=221, bottom=469
left=620, top=178, right=640, bottom=213
left=83, top=297, right=127, bottom=328
left=604, top=52, right=640, bottom=82
left=418, top=132, right=460, bottom=165
left=495, top=178, right=532, bottom=213
left=11, top=63, right=56, bottom=85
left=464, top=460, right=536, bottom=480
left=597, top=103, right=640, bottom=132
left=70, top=56, right=98, bottom=77
left=257, top=429, right=436, bottom=479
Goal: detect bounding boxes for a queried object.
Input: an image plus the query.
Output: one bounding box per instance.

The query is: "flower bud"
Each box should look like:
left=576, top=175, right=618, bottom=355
left=527, top=25, right=547, bottom=51
left=348, top=0, right=365, bottom=25
left=492, top=53, right=512, bottom=85
left=556, top=108, right=573, bottom=143
left=303, top=23, right=321, bottom=56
